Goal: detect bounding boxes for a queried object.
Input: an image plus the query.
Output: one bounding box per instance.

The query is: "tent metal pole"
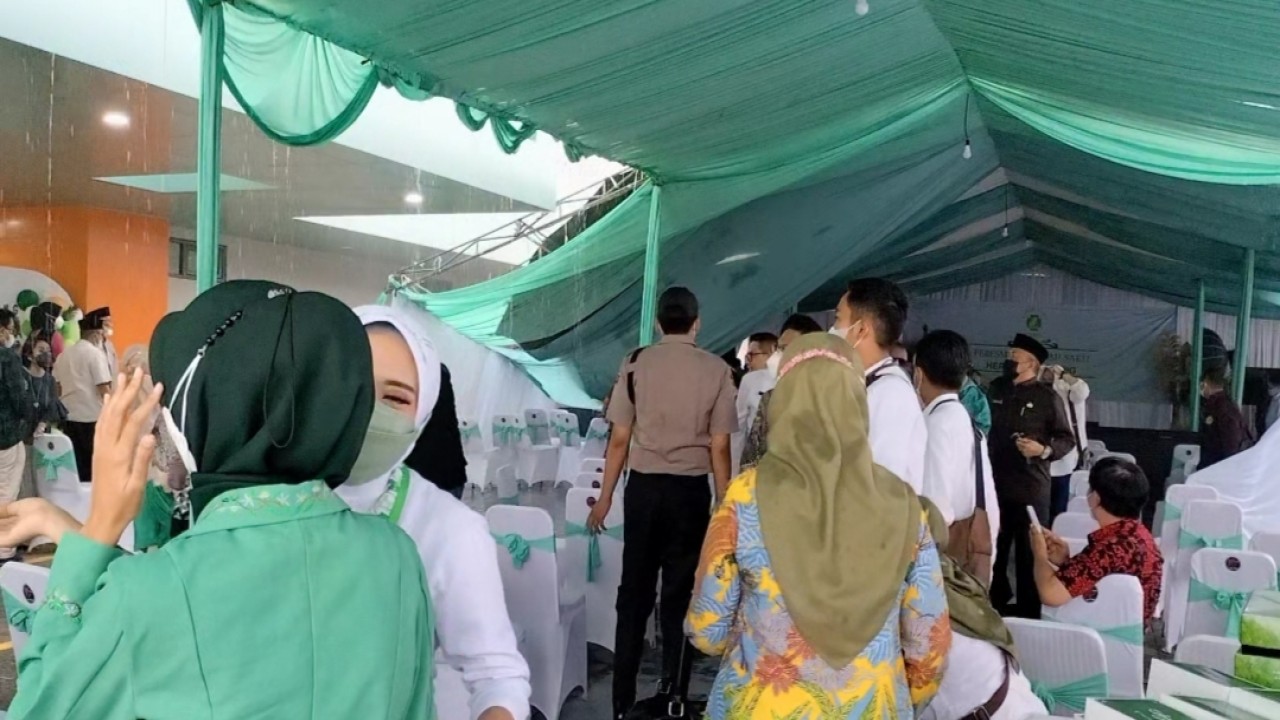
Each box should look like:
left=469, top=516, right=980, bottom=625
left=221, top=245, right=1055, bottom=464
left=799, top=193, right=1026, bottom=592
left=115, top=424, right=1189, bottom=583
left=1232, top=248, right=1256, bottom=404
left=638, top=184, right=663, bottom=346
left=196, top=1, right=225, bottom=293
left=1189, top=279, right=1205, bottom=432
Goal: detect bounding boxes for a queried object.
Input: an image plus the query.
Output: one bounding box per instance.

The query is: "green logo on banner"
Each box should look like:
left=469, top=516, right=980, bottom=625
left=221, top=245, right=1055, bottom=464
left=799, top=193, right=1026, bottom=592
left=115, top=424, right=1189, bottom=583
left=1026, top=314, right=1042, bottom=332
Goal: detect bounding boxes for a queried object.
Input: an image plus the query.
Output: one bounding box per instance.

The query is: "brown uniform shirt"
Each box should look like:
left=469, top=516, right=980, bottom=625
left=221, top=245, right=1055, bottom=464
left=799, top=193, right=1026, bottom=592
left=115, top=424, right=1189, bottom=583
left=605, top=334, right=738, bottom=476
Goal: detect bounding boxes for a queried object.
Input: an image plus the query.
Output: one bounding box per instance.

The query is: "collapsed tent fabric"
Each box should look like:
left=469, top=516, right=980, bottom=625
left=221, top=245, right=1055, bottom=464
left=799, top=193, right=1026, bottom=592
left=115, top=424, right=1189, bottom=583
left=195, top=0, right=1280, bottom=403
left=1188, top=422, right=1280, bottom=539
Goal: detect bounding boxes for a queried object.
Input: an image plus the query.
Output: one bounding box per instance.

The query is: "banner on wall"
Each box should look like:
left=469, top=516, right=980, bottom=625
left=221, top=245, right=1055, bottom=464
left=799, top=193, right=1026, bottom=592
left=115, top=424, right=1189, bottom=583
left=908, top=301, right=1176, bottom=403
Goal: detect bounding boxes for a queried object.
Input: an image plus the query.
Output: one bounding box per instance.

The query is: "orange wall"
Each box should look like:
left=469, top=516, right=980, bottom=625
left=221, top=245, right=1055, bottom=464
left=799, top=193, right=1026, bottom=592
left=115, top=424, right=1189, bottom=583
left=0, top=206, right=169, bottom=349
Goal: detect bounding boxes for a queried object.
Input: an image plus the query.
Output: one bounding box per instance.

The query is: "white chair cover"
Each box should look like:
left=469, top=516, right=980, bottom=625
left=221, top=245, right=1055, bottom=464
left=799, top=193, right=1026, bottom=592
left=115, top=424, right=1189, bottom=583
left=1066, top=537, right=1087, bottom=557
left=1087, top=440, right=1108, bottom=456
left=1005, top=618, right=1110, bottom=717
left=1160, top=485, right=1220, bottom=559
left=1168, top=444, right=1201, bottom=487
left=32, top=433, right=88, bottom=521
left=524, top=409, right=554, bottom=446
left=509, top=416, right=560, bottom=486
left=485, top=506, right=587, bottom=720
left=552, top=410, right=583, bottom=486
left=1042, top=575, right=1145, bottom=698
left=1166, top=500, right=1246, bottom=651
left=1249, top=531, right=1280, bottom=571
left=565, top=488, right=624, bottom=652
left=1066, top=497, right=1091, bottom=515
left=0, top=562, right=49, bottom=658
left=494, top=464, right=520, bottom=505
left=1184, top=548, right=1276, bottom=643
left=573, top=458, right=606, bottom=490
left=1052, top=512, right=1099, bottom=539
left=1173, top=634, right=1241, bottom=676
left=580, top=418, right=609, bottom=463
left=489, top=415, right=521, bottom=468
left=1069, top=471, right=1091, bottom=498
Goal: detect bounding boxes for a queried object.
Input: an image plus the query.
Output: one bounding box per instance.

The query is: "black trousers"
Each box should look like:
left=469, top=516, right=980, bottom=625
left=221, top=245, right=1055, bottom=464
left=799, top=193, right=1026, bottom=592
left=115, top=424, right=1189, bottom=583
left=62, top=421, right=95, bottom=484
left=612, top=471, right=711, bottom=713
left=991, top=496, right=1049, bottom=619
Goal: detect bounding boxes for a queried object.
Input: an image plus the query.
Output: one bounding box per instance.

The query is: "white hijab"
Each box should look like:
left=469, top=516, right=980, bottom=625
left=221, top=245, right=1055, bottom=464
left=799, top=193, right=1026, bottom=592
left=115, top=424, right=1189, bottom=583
left=337, top=305, right=442, bottom=512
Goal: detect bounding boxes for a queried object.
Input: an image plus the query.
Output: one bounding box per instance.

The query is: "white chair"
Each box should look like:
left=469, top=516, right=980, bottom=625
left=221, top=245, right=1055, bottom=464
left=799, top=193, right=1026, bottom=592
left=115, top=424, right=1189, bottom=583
left=1052, top=512, right=1099, bottom=539
left=1069, top=470, right=1092, bottom=498
left=1248, top=531, right=1280, bottom=571
left=510, top=416, right=559, bottom=486
left=1184, top=548, right=1276, bottom=642
left=1005, top=618, right=1110, bottom=716
left=460, top=419, right=494, bottom=493
left=0, top=562, right=49, bottom=658
left=580, top=417, right=609, bottom=463
left=1174, top=634, right=1241, bottom=675
left=1166, top=500, right=1245, bottom=651
left=493, top=464, right=519, bottom=505
left=1087, top=439, right=1107, bottom=456
left=1042, top=575, right=1145, bottom=698
left=552, top=411, right=583, bottom=486
left=1066, top=496, right=1091, bottom=515
left=573, top=458, right=606, bottom=490
left=1065, top=537, right=1087, bottom=557
left=1160, top=485, right=1220, bottom=559
left=565, top=488, right=624, bottom=652
left=524, top=409, right=555, bottom=446
left=486, top=506, right=587, bottom=720
left=32, top=433, right=89, bottom=521
left=489, top=415, right=521, bottom=467
left=1167, top=444, right=1201, bottom=487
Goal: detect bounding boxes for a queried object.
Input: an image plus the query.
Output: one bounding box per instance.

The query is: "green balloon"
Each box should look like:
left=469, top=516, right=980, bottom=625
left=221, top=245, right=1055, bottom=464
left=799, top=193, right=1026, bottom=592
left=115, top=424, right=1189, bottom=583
left=15, top=290, right=38, bottom=310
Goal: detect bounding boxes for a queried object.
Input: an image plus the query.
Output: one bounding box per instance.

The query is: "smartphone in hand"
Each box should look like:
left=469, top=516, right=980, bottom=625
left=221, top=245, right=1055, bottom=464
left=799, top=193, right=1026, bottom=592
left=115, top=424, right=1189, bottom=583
left=1026, top=505, right=1042, bottom=531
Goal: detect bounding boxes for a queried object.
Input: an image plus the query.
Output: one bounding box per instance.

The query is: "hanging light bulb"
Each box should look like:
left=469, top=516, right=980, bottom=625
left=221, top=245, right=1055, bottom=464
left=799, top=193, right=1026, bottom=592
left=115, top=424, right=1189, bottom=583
left=1002, top=225, right=1010, bottom=238
left=856, top=0, right=870, bottom=16
left=962, top=139, right=972, bottom=159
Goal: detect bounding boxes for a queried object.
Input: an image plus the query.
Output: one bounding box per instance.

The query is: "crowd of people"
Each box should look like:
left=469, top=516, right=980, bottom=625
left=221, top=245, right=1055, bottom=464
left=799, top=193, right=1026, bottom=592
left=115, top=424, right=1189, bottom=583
left=0, top=274, right=1251, bottom=720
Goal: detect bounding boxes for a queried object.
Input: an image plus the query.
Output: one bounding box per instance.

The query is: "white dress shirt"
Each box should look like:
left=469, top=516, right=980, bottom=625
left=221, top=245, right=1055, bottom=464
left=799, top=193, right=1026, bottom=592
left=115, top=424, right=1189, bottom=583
left=922, top=634, right=1047, bottom=720
left=731, top=368, right=776, bottom=477
left=922, top=394, right=1000, bottom=554
left=1049, top=377, right=1090, bottom=477
left=338, top=473, right=531, bottom=720
left=53, top=339, right=111, bottom=423
left=865, top=357, right=927, bottom=493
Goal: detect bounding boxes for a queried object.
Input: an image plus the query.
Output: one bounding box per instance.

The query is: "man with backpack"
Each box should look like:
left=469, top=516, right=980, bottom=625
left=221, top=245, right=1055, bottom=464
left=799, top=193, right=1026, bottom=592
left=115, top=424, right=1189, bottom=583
left=586, top=287, right=737, bottom=720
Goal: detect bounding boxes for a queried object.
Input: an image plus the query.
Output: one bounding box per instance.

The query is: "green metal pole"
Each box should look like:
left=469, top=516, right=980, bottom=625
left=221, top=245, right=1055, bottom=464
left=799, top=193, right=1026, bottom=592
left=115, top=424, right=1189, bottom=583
left=638, top=184, right=663, bottom=346
left=1232, top=248, right=1256, bottom=404
left=1189, top=279, right=1205, bottom=432
left=196, top=1, right=225, bottom=293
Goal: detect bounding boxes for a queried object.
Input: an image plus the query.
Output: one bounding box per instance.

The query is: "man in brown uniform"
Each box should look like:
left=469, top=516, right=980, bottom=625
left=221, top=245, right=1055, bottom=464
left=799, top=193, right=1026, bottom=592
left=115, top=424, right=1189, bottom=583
left=587, top=286, right=737, bottom=720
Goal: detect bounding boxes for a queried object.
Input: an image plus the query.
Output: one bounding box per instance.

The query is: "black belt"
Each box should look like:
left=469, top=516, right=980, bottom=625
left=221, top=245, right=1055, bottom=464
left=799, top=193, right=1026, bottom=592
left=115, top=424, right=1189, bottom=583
left=959, top=659, right=1011, bottom=720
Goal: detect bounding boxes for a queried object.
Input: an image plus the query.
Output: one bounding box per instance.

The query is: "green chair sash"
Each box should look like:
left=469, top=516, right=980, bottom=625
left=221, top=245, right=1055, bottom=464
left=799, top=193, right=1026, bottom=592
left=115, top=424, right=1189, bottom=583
left=3, top=588, right=33, bottom=635
left=1188, top=578, right=1252, bottom=639
left=564, top=522, right=624, bottom=582
left=1031, top=672, right=1109, bottom=714
left=585, top=426, right=609, bottom=442
left=554, top=425, right=578, bottom=446
left=1165, top=503, right=1184, bottom=522
left=492, top=424, right=525, bottom=446
left=1179, top=528, right=1245, bottom=551
left=1047, top=617, right=1144, bottom=646
left=34, top=447, right=76, bottom=479
left=491, top=532, right=556, bottom=569
left=459, top=425, right=482, bottom=441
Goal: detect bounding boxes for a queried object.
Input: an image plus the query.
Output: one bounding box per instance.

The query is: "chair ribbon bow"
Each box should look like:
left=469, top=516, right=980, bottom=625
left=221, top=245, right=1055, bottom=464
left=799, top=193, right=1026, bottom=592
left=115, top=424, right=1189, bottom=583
left=34, top=448, right=75, bottom=479
left=1189, top=578, right=1251, bottom=639
left=1165, top=504, right=1184, bottom=522
left=3, top=589, right=32, bottom=635
left=459, top=425, right=482, bottom=441
left=585, top=426, right=610, bottom=442
left=1030, top=673, right=1109, bottom=714
left=1178, top=529, right=1244, bottom=551
left=554, top=425, right=577, bottom=445
left=491, top=532, right=556, bottom=569
left=564, top=522, right=624, bottom=582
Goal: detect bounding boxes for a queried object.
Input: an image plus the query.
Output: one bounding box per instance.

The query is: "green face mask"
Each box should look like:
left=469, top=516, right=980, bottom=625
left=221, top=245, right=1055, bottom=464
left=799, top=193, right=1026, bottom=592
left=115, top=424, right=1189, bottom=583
left=347, top=401, right=423, bottom=485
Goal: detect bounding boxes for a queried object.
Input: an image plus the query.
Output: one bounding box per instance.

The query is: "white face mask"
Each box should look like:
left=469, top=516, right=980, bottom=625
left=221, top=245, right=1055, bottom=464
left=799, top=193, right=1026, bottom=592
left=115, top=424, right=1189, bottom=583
left=766, top=350, right=782, bottom=376
left=829, top=320, right=864, bottom=350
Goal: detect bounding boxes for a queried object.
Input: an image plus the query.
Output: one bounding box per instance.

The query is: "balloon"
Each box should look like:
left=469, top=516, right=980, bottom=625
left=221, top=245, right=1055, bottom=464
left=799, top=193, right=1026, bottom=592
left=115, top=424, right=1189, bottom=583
left=15, top=290, right=38, bottom=310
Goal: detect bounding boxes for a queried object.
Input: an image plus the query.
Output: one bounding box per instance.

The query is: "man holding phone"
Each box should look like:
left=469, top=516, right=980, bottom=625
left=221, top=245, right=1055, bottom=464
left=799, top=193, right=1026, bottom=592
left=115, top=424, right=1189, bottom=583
left=987, top=333, right=1075, bottom=619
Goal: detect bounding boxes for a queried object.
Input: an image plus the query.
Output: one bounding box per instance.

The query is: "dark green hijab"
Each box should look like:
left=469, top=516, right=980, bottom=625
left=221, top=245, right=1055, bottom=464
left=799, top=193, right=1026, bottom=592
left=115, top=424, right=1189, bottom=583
left=150, top=280, right=374, bottom=519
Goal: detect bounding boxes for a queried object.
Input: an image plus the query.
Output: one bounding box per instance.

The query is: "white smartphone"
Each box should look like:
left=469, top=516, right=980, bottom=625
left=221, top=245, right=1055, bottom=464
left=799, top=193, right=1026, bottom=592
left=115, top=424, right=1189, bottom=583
left=1026, top=505, right=1042, bottom=531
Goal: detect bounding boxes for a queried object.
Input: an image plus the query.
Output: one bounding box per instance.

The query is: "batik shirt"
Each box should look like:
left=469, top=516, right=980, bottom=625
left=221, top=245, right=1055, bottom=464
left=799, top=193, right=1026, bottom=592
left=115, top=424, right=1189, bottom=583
left=686, top=471, right=950, bottom=720
left=1057, top=518, right=1164, bottom=621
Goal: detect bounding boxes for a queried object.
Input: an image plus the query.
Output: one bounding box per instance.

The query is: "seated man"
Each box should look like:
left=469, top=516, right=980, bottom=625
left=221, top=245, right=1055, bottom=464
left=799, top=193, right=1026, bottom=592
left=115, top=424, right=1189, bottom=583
left=1030, top=457, right=1163, bottom=622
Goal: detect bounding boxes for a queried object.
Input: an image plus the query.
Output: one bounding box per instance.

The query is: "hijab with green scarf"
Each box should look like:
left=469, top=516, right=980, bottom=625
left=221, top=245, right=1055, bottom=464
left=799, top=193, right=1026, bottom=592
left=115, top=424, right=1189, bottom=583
left=755, top=333, right=921, bottom=669
left=149, top=280, right=374, bottom=521
left=919, top=496, right=1019, bottom=658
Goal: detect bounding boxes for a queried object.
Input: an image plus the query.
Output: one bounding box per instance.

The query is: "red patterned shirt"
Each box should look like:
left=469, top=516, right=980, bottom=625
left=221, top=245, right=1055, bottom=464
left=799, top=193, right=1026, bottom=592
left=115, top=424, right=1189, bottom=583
left=1056, top=518, right=1163, bottom=621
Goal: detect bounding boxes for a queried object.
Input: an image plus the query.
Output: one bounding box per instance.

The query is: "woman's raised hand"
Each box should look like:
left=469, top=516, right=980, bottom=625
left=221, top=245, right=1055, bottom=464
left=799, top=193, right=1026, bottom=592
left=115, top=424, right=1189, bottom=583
left=82, top=369, right=163, bottom=547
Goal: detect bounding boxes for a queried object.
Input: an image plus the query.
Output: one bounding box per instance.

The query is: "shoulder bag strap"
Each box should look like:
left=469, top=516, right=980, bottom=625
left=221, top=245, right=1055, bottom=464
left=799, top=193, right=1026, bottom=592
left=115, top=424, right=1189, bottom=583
left=626, top=347, right=645, bottom=406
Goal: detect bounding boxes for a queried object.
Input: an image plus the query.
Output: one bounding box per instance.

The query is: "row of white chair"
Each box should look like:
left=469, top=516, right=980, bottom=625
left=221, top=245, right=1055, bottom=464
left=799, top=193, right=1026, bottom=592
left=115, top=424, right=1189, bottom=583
left=460, top=414, right=609, bottom=492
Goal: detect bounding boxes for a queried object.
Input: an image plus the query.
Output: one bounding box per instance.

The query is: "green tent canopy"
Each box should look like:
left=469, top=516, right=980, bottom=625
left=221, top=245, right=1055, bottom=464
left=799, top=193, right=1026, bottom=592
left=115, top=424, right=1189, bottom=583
left=191, top=0, right=1280, bottom=403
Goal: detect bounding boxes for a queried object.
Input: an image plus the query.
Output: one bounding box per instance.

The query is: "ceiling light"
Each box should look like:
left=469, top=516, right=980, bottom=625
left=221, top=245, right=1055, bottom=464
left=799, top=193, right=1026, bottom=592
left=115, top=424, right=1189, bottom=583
left=404, top=191, right=424, bottom=205
left=4, top=219, right=21, bottom=228
left=102, top=111, right=130, bottom=129
left=716, top=252, right=761, bottom=266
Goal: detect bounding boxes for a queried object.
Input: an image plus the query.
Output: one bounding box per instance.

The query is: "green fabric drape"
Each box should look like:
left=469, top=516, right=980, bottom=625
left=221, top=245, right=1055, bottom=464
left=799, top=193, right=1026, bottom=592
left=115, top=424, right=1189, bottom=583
left=1031, top=673, right=1109, bottom=714
left=1188, top=579, right=1253, bottom=639
left=491, top=532, right=556, bottom=569
left=564, top=522, right=624, bottom=582
left=1179, top=530, right=1246, bottom=551
left=33, top=447, right=75, bottom=479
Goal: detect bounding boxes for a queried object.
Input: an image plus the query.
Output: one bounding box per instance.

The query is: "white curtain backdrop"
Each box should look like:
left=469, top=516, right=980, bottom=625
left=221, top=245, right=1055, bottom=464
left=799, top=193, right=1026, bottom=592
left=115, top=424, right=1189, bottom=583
left=396, top=297, right=558, bottom=445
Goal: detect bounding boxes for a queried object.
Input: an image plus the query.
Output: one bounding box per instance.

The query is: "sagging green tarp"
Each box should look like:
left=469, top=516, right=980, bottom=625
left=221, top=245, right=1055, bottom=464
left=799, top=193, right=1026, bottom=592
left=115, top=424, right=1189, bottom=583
left=195, top=0, right=1280, bottom=403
